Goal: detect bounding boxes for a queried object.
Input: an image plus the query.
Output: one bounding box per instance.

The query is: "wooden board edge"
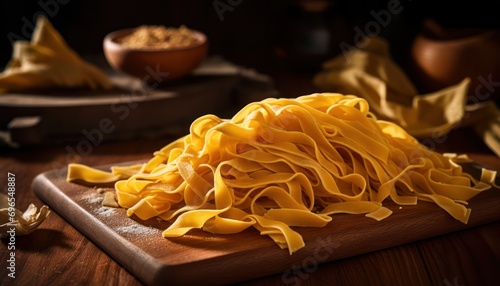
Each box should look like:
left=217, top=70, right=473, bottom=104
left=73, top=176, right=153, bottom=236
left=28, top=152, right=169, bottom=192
left=31, top=170, right=164, bottom=286
left=30, top=163, right=500, bottom=285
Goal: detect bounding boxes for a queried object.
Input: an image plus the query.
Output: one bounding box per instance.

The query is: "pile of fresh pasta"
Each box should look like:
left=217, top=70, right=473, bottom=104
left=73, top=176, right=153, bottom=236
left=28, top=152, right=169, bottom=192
left=67, top=93, right=497, bottom=254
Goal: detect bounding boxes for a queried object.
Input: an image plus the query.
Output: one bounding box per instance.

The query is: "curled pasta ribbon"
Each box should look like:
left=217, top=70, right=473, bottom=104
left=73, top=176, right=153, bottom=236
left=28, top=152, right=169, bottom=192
left=67, top=93, right=497, bottom=254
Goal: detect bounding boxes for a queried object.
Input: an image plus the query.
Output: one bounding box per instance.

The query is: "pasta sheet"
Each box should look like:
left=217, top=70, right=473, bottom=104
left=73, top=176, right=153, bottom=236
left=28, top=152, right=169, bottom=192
left=67, top=93, right=496, bottom=254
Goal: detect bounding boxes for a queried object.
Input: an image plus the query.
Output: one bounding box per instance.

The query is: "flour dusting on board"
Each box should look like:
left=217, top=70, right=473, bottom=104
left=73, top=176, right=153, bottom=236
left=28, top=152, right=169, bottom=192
left=79, top=191, right=102, bottom=205
left=96, top=206, right=118, bottom=218
left=116, top=224, right=159, bottom=236
left=76, top=188, right=161, bottom=237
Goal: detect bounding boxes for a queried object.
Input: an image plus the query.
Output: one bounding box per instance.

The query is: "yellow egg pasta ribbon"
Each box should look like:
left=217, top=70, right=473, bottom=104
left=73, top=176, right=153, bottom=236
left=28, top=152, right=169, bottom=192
left=67, top=93, right=497, bottom=254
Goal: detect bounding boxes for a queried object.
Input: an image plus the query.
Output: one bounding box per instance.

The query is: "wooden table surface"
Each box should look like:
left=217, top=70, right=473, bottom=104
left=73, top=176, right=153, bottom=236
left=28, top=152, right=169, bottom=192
left=1, top=72, right=500, bottom=285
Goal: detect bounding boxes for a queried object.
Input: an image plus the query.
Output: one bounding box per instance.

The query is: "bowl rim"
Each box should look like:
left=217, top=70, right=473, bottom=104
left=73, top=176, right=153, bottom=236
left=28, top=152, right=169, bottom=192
left=415, top=19, right=500, bottom=45
left=103, top=27, right=208, bottom=52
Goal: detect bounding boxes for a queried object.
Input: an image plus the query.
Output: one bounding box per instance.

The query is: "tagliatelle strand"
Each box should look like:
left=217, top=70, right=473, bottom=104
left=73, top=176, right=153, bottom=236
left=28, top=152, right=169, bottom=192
left=67, top=93, right=497, bottom=254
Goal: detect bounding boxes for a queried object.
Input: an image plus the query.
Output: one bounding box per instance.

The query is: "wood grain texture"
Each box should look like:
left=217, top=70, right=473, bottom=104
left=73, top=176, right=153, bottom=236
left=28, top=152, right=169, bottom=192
left=1, top=136, right=500, bottom=286
left=0, top=60, right=246, bottom=146
left=31, top=156, right=500, bottom=285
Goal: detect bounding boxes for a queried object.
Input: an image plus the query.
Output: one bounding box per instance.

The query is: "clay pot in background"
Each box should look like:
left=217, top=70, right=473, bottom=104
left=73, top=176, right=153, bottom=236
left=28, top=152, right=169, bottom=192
left=410, top=19, right=500, bottom=103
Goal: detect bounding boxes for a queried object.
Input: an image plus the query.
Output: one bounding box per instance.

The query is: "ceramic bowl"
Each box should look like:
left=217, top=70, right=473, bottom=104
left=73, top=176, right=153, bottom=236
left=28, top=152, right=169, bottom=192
left=410, top=19, right=500, bottom=101
left=103, top=28, right=208, bottom=81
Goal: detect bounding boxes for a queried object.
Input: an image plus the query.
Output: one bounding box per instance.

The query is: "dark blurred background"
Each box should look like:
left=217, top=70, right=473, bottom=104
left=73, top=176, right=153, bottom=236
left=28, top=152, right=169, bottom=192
left=1, top=0, right=499, bottom=85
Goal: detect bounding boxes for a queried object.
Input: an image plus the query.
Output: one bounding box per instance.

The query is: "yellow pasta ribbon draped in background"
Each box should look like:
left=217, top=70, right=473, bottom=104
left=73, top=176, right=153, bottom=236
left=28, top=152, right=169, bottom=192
left=67, top=93, right=495, bottom=254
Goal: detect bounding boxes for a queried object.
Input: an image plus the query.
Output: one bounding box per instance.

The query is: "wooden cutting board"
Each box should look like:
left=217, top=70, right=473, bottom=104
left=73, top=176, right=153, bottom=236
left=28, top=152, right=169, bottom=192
left=0, top=75, right=239, bottom=145
left=32, top=162, right=500, bottom=286
left=0, top=57, right=274, bottom=146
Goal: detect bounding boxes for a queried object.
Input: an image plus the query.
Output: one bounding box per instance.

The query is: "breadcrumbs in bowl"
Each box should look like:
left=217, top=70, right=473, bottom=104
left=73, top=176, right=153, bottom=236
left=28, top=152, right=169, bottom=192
left=117, top=25, right=202, bottom=49
left=103, top=25, right=208, bottom=81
